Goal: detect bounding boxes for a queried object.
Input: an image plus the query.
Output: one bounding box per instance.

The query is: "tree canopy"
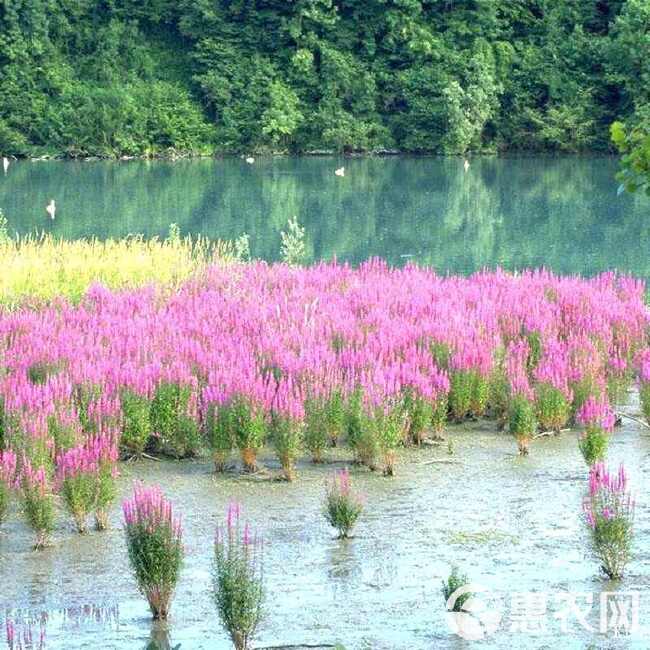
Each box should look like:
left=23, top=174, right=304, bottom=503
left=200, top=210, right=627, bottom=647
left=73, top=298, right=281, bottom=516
left=0, top=0, right=648, bottom=157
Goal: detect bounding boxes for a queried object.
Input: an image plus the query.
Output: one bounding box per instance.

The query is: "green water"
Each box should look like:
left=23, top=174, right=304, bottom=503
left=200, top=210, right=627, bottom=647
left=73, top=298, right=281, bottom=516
left=1, top=156, right=649, bottom=279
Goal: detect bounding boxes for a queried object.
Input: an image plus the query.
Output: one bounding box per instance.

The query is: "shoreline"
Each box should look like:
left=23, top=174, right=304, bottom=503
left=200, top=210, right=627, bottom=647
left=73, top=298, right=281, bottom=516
left=9, top=149, right=619, bottom=163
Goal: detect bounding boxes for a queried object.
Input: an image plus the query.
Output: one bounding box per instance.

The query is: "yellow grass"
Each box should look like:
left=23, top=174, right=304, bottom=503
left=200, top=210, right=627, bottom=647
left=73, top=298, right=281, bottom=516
left=0, top=229, right=239, bottom=308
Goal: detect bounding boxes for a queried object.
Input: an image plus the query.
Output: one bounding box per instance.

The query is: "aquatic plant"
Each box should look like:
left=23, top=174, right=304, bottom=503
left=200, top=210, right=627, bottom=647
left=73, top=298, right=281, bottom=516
left=205, top=403, right=234, bottom=472
left=305, top=390, right=346, bottom=461
left=56, top=445, right=99, bottom=533
left=402, top=388, right=433, bottom=446
left=269, top=411, right=303, bottom=481
left=488, top=360, right=510, bottom=427
left=0, top=449, right=17, bottom=526
left=0, top=261, right=646, bottom=485
left=533, top=340, right=572, bottom=432
left=123, top=483, right=183, bottom=619
left=577, top=396, right=614, bottom=466
left=371, top=402, right=406, bottom=476
left=150, top=382, right=200, bottom=459
left=92, top=436, right=119, bottom=530
left=508, top=395, right=537, bottom=456
left=213, top=502, right=264, bottom=650
left=442, top=566, right=471, bottom=612
left=431, top=395, right=448, bottom=440
left=120, top=390, right=152, bottom=457
left=229, top=396, right=266, bottom=473
left=324, top=468, right=363, bottom=538
left=20, top=460, right=56, bottom=550
left=304, top=396, right=331, bottom=462
left=448, top=371, right=474, bottom=422
left=583, top=462, right=634, bottom=579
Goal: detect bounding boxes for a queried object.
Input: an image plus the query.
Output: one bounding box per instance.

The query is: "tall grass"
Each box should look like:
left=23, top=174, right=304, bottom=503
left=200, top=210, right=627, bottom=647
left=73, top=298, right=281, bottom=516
left=0, top=226, right=240, bottom=307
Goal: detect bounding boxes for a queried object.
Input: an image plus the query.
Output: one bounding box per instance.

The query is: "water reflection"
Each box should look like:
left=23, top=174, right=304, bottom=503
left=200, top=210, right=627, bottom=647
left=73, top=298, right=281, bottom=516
left=3, top=604, right=119, bottom=649
left=0, top=156, right=648, bottom=280
left=326, top=538, right=361, bottom=582
left=145, top=622, right=177, bottom=650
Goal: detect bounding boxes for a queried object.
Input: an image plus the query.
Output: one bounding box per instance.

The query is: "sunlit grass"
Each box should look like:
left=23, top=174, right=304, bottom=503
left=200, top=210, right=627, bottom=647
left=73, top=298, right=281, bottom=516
left=0, top=225, right=242, bottom=308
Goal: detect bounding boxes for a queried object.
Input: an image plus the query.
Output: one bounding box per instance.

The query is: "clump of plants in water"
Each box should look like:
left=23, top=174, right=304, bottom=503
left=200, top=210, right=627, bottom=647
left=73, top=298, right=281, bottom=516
left=583, top=462, right=634, bottom=579
left=92, top=436, right=119, bottom=530
left=205, top=403, right=234, bottom=472
left=120, top=389, right=152, bottom=457
left=324, top=467, right=364, bottom=539
left=304, top=390, right=345, bottom=462
left=150, top=382, right=200, bottom=459
left=20, top=460, right=55, bottom=550
left=577, top=396, right=614, bottom=466
left=535, top=382, right=571, bottom=432
left=508, top=395, right=537, bottom=456
left=0, top=450, right=17, bottom=526
left=56, top=436, right=119, bottom=532
left=213, top=502, right=264, bottom=650
left=402, top=387, right=433, bottom=446
left=442, top=566, right=471, bottom=612
left=229, top=395, right=266, bottom=473
left=269, top=410, right=303, bottom=481
left=370, top=401, right=406, bottom=476
left=122, top=483, right=183, bottom=619
left=56, top=446, right=99, bottom=533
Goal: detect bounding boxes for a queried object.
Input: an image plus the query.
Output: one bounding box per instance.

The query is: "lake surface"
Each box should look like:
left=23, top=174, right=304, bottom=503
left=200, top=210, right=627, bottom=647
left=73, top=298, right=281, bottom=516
left=1, top=156, right=649, bottom=280
left=2, top=404, right=649, bottom=649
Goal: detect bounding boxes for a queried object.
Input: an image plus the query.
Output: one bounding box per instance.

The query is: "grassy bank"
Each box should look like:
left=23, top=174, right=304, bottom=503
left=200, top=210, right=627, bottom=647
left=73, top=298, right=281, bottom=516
left=0, top=222, right=245, bottom=307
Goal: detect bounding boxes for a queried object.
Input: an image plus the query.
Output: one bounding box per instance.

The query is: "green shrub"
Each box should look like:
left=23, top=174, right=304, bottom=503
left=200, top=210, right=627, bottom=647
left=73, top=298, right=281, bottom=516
left=402, top=388, right=433, bottom=445
left=535, top=383, right=570, bottom=432
left=508, top=395, right=537, bottom=455
left=205, top=403, right=234, bottom=472
left=269, top=413, right=303, bottom=481
left=324, top=468, right=364, bottom=539
left=230, top=395, right=266, bottom=472
left=121, top=390, right=152, bottom=456
left=150, top=383, right=200, bottom=459
left=579, top=427, right=609, bottom=466
left=213, top=504, right=264, bottom=650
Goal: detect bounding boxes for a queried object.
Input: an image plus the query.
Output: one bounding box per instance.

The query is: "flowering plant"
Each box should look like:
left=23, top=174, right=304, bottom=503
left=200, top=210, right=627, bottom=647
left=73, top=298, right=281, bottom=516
left=20, top=459, right=55, bottom=550
left=0, top=449, right=17, bottom=526
left=508, top=394, right=537, bottom=456
left=123, top=483, right=183, bottom=619
left=56, top=445, right=99, bottom=533
left=583, top=463, right=634, bottom=579
left=323, top=468, right=364, bottom=538
left=213, top=502, right=264, bottom=650
left=576, top=396, right=614, bottom=466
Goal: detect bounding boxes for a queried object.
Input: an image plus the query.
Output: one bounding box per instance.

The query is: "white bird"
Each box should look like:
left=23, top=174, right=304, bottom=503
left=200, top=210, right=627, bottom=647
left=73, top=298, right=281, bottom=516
left=2, top=157, right=9, bottom=175
left=334, top=166, right=345, bottom=177
left=245, top=157, right=255, bottom=164
left=463, top=159, right=470, bottom=172
left=46, top=199, right=56, bottom=220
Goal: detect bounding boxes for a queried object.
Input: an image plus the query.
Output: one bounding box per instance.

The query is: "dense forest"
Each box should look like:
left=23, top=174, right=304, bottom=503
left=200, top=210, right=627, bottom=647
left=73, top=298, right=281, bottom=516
left=0, top=0, right=648, bottom=158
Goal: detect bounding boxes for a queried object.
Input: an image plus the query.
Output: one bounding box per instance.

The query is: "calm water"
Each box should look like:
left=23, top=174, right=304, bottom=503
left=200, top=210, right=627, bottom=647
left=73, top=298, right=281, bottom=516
left=1, top=156, right=649, bottom=280
left=1, top=402, right=649, bottom=649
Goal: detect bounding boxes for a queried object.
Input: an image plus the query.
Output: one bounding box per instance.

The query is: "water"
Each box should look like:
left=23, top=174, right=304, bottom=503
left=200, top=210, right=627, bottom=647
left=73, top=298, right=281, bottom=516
left=2, top=398, right=649, bottom=649
left=1, top=156, right=649, bottom=280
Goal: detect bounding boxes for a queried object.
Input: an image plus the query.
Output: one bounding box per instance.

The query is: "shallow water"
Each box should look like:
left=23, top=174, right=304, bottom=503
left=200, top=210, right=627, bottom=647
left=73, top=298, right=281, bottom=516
left=2, top=397, right=649, bottom=649
left=1, top=156, right=649, bottom=281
